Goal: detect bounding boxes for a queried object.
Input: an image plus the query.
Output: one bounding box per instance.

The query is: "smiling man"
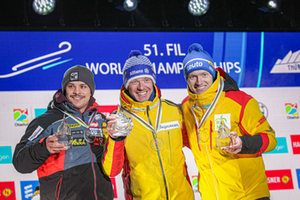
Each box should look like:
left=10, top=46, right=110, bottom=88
left=13, top=65, right=113, bottom=200
left=181, top=43, right=277, bottom=200
left=102, top=50, right=194, bottom=200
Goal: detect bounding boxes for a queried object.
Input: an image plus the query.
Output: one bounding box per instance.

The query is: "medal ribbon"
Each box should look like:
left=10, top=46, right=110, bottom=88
left=51, top=102, right=97, bottom=128
left=191, top=78, right=224, bottom=130
left=121, top=100, right=162, bottom=133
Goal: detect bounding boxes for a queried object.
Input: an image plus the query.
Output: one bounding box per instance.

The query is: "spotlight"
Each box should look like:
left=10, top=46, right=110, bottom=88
left=124, top=0, right=137, bottom=11
left=188, top=0, right=210, bottom=16
left=32, top=0, right=56, bottom=15
left=112, top=0, right=138, bottom=12
left=251, top=0, right=281, bottom=12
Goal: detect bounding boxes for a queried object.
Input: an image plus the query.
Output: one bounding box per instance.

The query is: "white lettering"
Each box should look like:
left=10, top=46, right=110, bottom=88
left=214, top=62, right=241, bottom=73
left=166, top=62, right=178, bottom=74
left=234, top=62, right=241, bottom=73
left=0, top=155, right=9, bottom=161
left=158, top=63, right=167, bottom=74
left=293, top=141, right=300, bottom=148
left=87, top=63, right=99, bottom=75
left=110, top=63, right=119, bottom=74
left=268, top=177, right=281, bottom=184
left=86, top=63, right=123, bottom=75
left=276, top=145, right=284, bottom=151
left=99, top=63, right=109, bottom=74
left=226, top=62, right=234, bottom=73
left=130, top=70, right=143, bottom=76
left=178, top=44, right=185, bottom=56
left=177, top=62, right=183, bottom=73
left=166, top=43, right=174, bottom=56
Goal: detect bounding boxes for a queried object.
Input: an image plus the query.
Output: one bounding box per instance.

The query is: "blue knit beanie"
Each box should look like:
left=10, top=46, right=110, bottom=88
left=123, top=50, right=156, bottom=89
left=182, top=43, right=216, bottom=81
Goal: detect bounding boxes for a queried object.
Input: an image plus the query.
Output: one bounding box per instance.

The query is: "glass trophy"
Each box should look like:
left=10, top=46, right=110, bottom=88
left=111, top=106, right=133, bottom=137
left=215, top=116, right=235, bottom=149
left=55, top=115, right=72, bottom=148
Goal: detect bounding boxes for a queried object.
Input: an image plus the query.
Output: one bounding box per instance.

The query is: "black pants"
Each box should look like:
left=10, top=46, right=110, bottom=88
left=256, top=198, right=270, bottom=200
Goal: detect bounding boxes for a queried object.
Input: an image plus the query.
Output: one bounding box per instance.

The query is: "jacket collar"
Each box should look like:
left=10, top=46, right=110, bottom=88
left=120, top=84, right=161, bottom=112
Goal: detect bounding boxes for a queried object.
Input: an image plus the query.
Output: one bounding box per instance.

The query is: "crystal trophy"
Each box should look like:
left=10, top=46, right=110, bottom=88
left=55, top=115, right=72, bottom=148
left=215, top=116, right=235, bottom=149
left=111, top=106, right=133, bottom=137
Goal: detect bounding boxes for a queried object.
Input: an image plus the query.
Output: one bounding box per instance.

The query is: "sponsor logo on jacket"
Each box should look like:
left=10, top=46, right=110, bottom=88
left=214, top=114, right=231, bottom=130
left=158, top=121, right=180, bottom=131
left=72, top=137, right=87, bottom=146
left=90, top=121, right=99, bottom=128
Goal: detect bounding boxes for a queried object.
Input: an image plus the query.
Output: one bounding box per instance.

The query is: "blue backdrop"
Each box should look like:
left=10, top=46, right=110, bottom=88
left=0, top=31, right=299, bottom=91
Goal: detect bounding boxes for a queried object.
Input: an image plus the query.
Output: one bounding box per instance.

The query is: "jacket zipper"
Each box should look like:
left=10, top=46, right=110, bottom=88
left=205, top=120, right=219, bottom=200
left=147, top=105, right=169, bottom=200
left=168, top=131, right=172, bottom=164
left=83, top=113, right=98, bottom=200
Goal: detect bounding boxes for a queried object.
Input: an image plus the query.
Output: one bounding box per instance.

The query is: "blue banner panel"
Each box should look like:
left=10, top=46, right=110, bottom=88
left=0, top=31, right=299, bottom=91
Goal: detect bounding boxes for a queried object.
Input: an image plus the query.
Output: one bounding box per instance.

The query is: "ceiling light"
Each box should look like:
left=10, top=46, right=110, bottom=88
left=251, top=0, right=281, bottom=12
left=124, top=0, right=137, bottom=11
left=112, top=0, right=138, bottom=12
left=32, top=0, right=56, bottom=15
left=188, top=0, right=210, bottom=16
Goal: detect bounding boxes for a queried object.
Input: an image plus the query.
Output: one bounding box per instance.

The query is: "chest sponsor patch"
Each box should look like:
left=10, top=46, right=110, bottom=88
left=214, top=114, right=231, bottom=130
left=158, top=121, right=180, bottom=131
left=28, top=125, right=44, bottom=141
left=69, top=123, right=81, bottom=128
left=72, top=137, right=87, bottom=146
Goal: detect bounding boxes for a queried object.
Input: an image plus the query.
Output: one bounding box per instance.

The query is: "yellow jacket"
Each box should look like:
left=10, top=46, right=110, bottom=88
left=181, top=69, right=277, bottom=200
left=103, top=85, right=194, bottom=200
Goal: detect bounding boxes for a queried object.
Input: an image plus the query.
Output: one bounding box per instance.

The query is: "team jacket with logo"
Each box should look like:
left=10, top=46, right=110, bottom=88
left=13, top=89, right=113, bottom=200
left=102, top=85, right=194, bottom=200
left=181, top=69, right=277, bottom=200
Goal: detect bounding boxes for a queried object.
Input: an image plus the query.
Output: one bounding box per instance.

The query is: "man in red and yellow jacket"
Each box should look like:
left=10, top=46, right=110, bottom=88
left=102, top=50, right=194, bottom=200
left=181, top=43, right=277, bottom=200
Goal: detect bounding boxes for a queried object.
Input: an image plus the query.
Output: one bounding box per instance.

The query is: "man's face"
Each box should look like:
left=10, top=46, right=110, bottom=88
left=128, top=77, right=153, bottom=102
left=187, top=70, right=214, bottom=94
left=65, top=81, right=91, bottom=113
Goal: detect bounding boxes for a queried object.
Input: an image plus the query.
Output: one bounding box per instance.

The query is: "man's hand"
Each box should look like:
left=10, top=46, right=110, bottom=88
left=46, top=135, right=68, bottom=154
left=221, top=132, right=242, bottom=154
left=106, top=114, right=120, bottom=138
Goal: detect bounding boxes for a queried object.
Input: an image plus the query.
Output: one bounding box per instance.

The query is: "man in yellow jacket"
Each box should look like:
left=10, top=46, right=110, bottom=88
left=181, top=43, right=277, bottom=200
left=102, top=50, right=194, bottom=200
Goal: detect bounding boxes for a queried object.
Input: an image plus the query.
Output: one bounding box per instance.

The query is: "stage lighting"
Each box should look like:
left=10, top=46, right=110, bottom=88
left=32, top=0, right=56, bottom=15
left=124, top=0, right=137, bottom=11
left=188, top=0, right=210, bottom=16
left=251, top=0, right=280, bottom=12
left=112, top=0, right=138, bottom=12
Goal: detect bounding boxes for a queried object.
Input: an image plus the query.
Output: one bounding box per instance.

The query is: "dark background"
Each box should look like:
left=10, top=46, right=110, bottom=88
left=0, top=0, right=299, bottom=31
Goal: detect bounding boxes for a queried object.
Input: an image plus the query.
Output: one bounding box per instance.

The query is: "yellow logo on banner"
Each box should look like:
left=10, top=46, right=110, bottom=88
left=282, top=175, right=290, bottom=184
left=2, top=188, right=13, bottom=197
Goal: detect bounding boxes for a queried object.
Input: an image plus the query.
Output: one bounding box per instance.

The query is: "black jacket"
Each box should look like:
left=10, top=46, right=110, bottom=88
left=13, top=89, right=113, bottom=200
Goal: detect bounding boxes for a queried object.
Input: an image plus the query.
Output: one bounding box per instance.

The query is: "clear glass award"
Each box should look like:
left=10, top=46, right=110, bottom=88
left=215, top=116, right=235, bottom=149
left=55, top=115, right=72, bottom=148
left=111, top=106, right=133, bottom=137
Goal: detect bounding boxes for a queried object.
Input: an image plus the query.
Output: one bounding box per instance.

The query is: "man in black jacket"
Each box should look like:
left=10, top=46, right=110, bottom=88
left=13, top=65, right=114, bottom=200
